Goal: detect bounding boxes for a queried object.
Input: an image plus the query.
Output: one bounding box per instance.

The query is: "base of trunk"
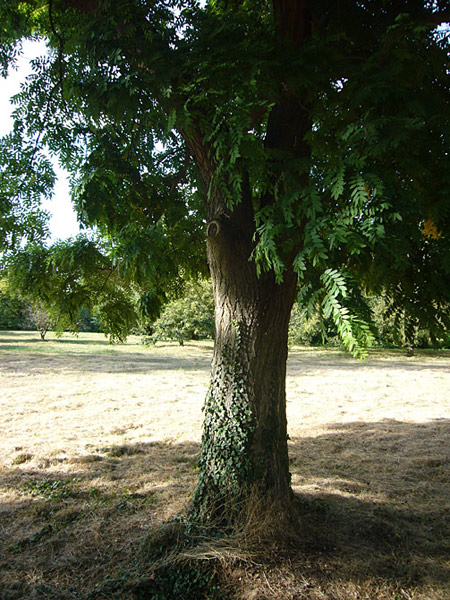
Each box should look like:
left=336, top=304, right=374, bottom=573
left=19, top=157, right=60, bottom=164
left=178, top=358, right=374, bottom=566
left=185, top=487, right=307, bottom=566
left=190, top=479, right=296, bottom=529
left=189, top=319, right=294, bottom=528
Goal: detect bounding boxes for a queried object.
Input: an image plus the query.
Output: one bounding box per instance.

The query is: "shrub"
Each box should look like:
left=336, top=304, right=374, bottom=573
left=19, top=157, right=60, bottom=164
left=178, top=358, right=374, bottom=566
left=146, top=280, right=214, bottom=345
left=0, top=285, right=25, bottom=329
left=288, top=303, right=339, bottom=346
left=77, top=308, right=102, bottom=332
left=367, top=295, right=450, bottom=349
left=288, top=304, right=321, bottom=346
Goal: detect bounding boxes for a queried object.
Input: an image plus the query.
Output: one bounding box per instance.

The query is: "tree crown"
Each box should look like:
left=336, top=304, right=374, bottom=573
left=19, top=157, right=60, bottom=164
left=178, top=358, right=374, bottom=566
left=1, top=0, right=450, bottom=354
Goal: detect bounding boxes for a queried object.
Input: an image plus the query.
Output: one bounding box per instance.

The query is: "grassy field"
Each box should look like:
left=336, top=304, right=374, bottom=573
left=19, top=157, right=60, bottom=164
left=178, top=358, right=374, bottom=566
left=0, top=330, right=449, bottom=599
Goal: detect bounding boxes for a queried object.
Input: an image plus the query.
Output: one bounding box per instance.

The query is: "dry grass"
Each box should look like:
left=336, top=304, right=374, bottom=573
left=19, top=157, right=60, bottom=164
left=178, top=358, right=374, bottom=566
left=0, top=331, right=449, bottom=599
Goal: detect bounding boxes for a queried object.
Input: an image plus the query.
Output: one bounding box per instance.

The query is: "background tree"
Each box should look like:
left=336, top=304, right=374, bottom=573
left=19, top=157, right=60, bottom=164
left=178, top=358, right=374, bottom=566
left=24, top=300, right=54, bottom=339
left=0, top=276, right=26, bottom=329
left=6, top=236, right=141, bottom=341
left=147, top=279, right=215, bottom=345
left=1, top=0, right=450, bottom=532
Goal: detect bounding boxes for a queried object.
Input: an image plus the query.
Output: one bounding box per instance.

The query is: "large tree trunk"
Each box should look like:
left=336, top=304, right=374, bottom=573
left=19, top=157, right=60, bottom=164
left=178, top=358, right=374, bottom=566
left=191, top=209, right=298, bottom=526
left=188, top=0, right=313, bottom=528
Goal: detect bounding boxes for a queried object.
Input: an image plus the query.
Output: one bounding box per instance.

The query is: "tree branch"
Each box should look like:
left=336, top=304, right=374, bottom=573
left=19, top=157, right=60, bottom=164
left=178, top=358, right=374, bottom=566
left=272, top=0, right=316, bottom=46
left=48, top=0, right=65, bottom=93
left=64, top=0, right=100, bottom=13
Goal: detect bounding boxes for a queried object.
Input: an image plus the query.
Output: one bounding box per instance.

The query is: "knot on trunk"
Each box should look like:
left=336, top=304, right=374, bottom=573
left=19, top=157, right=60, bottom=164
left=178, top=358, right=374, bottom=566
left=206, top=220, right=221, bottom=238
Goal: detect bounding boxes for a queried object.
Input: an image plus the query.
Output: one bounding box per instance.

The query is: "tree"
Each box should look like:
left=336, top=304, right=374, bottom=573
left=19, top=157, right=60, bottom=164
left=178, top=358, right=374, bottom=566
left=23, top=300, right=53, bottom=339
left=6, top=237, right=141, bottom=341
left=148, top=279, right=215, bottom=345
left=1, top=0, right=450, bottom=530
left=0, top=276, right=26, bottom=329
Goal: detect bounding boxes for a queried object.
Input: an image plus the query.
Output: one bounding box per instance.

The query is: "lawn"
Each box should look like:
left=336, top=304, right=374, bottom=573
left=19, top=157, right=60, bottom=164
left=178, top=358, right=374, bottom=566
left=0, top=331, right=449, bottom=599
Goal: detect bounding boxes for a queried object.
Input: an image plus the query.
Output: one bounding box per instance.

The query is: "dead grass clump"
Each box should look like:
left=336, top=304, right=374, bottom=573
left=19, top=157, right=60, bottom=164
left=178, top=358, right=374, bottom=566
left=102, top=444, right=147, bottom=457
left=11, top=453, right=34, bottom=465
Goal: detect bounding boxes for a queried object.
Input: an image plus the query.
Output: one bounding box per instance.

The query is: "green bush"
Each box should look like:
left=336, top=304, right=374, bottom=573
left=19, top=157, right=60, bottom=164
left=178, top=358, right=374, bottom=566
left=0, top=281, right=26, bottom=330
left=288, top=303, right=339, bottom=347
left=366, top=295, right=398, bottom=347
left=367, top=295, right=450, bottom=349
left=288, top=304, right=321, bottom=346
left=77, top=307, right=102, bottom=332
left=146, top=280, right=214, bottom=345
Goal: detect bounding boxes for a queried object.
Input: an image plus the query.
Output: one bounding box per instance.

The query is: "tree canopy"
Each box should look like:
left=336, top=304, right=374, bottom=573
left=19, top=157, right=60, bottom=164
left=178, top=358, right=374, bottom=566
left=1, top=0, right=449, bottom=353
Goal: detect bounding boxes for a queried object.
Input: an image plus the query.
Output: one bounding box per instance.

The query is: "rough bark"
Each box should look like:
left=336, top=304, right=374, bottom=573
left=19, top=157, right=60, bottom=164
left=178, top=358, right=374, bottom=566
left=191, top=196, right=298, bottom=525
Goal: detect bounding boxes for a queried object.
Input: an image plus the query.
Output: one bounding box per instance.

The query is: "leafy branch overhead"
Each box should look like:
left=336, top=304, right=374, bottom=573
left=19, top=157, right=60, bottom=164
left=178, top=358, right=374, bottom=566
left=1, top=1, right=450, bottom=354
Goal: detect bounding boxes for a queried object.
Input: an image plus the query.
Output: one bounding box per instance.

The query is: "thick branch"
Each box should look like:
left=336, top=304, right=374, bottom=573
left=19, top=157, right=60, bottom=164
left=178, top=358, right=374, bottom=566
left=272, top=0, right=315, bottom=46
left=266, top=0, right=313, bottom=155
left=64, top=0, right=100, bottom=13
left=424, top=12, right=450, bottom=25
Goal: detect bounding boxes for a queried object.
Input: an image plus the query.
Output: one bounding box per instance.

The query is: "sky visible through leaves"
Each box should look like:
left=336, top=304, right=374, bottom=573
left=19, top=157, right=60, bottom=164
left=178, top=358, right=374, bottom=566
left=1, top=39, right=80, bottom=242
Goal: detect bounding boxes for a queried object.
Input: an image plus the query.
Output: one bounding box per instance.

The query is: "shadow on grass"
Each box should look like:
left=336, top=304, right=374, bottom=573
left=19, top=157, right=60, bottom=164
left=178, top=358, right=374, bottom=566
left=0, top=351, right=213, bottom=374
left=0, top=333, right=214, bottom=349
left=1, top=421, right=449, bottom=599
left=0, top=336, right=109, bottom=346
left=287, top=352, right=450, bottom=374
left=0, top=440, right=201, bottom=599
left=2, top=347, right=449, bottom=377
left=288, top=419, right=450, bottom=594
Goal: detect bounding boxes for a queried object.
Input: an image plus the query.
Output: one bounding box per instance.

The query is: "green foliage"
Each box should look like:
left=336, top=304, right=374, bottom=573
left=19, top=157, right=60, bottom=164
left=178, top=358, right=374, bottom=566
left=289, top=295, right=450, bottom=350
left=0, top=128, right=52, bottom=252
left=0, top=274, right=103, bottom=333
left=1, top=2, right=450, bottom=354
left=147, top=280, right=214, bottom=345
left=5, top=236, right=140, bottom=342
left=368, top=295, right=450, bottom=349
left=0, top=278, right=25, bottom=329
left=21, top=478, right=78, bottom=501
left=77, top=307, right=101, bottom=332
left=295, top=269, right=377, bottom=358
left=288, top=304, right=327, bottom=347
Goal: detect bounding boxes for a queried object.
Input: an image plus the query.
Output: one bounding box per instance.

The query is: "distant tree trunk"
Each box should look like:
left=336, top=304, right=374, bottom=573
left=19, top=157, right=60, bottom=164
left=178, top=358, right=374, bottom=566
left=191, top=204, right=298, bottom=526
left=25, top=303, right=51, bottom=341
